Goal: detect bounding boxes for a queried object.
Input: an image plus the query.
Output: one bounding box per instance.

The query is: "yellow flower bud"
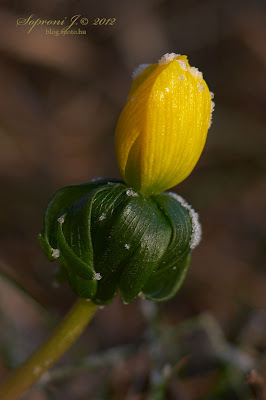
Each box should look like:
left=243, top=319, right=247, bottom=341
left=115, top=53, right=214, bottom=194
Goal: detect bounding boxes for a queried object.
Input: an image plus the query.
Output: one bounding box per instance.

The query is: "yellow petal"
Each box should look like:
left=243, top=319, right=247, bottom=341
left=115, top=53, right=214, bottom=194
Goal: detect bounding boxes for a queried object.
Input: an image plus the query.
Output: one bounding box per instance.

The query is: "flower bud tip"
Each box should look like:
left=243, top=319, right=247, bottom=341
left=115, top=52, right=214, bottom=194
left=177, top=59, right=188, bottom=70
left=159, top=52, right=180, bottom=65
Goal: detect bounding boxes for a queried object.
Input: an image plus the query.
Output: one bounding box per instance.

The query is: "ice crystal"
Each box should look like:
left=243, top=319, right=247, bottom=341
left=159, top=53, right=180, bottom=65
left=132, top=63, right=151, bottom=79
left=169, top=192, right=202, bottom=249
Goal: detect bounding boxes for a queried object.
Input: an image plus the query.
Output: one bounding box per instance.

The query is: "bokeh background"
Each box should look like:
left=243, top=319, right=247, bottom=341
left=0, top=0, right=265, bottom=399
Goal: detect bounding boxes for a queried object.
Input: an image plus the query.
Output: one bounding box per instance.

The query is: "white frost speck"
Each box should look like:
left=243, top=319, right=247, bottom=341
left=159, top=53, right=180, bottom=65
left=189, top=66, right=203, bottom=79
left=178, top=74, right=185, bottom=81
left=169, top=192, right=202, bottom=249
left=34, top=366, right=41, bottom=375
left=173, top=266, right=177, bottom=270
left=90, top=177, right=104, bottom=182
left=132, top=63, right=151, bottom=79
left=163, top=364, right=172, bottom=378
left=140, top=300, right=157, bottom=319
left=209, top=100, right=215, bottom=128
left=93, top=272, right=102, bottom=281
left=197, top=83, right=205, bottom=92
left=210, top=91, right=214, bottom=99
left=125, top=243, right=131, bottom=250
left=99, top=213, right=106, bottom=221
left=176, top=59, right=188, bottom=71
left=126, top=189, right=138, bottom=197
left=165, top=87, right=170, bottom=92
left=52, top=248, right=60, bottom=259
left=39, top=371, right=50, bottom=384
left=57, top=215, right=65, bottom=224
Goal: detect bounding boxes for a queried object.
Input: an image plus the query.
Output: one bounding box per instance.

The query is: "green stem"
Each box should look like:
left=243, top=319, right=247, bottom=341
left=0, top=298, right=98, bottom=400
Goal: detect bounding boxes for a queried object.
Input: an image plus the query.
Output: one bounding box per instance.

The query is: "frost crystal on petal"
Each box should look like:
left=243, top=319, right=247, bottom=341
left=132, top=63, right=151, bottom=79
left=58, top=215, right=65, bottom=224
left=163, top=364, right=172, bottom=378
left=210, top=91, right=214, bottom=99
left=176, top=59, right=188, bottom=71
left=93, top=272, right=102, bottom=281
left=99, top=213, right=106, bottom=221
left=209, top=100, right=215, bottom=128
left=90, top=177, right=104, bottom=182
left=197, top=83, right=205, bottom=92
left=126, top=189, right=138, bottom=197
left=169, top=192, right=202, bottom=249
left=33, top=366, right=41, bottom=375
left=52, top=248, right=60, bottom=259
left=159, top=53, right=180, bottom=65
left=178, top=74, right=185, bottom=81
left=125, top=243, right=131, bottom=250
left=189, top=66, right=203, bottom=79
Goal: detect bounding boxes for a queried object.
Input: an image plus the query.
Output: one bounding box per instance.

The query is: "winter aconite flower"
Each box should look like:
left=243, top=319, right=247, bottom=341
left=39, top=52, right=214, bottom=305
left=115, top=53, right=214, bottom=195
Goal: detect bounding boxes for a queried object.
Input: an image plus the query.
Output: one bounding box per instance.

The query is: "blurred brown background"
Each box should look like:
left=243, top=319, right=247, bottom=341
left=0, top=0, right=265, bottom=399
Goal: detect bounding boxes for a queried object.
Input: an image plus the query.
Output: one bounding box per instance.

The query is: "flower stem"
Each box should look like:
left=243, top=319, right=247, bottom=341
left=0, top=298, right=98, bottom=400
